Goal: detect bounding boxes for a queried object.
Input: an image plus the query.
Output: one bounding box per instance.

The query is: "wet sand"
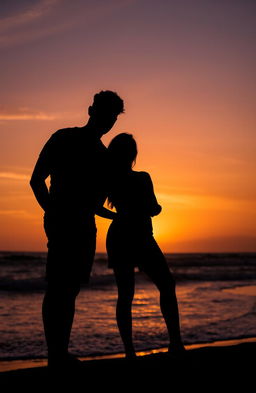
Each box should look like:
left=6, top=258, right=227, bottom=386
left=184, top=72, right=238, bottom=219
left=1, top=340, right=255, bottom=392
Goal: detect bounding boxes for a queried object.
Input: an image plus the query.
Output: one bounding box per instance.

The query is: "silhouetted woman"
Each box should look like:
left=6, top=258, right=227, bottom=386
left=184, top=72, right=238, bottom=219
left=102, top=133, right=185, bottom=358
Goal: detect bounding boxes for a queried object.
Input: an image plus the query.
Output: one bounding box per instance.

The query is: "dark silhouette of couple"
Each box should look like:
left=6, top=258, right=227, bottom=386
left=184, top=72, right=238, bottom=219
left=30, top=90, right=185, bottom=369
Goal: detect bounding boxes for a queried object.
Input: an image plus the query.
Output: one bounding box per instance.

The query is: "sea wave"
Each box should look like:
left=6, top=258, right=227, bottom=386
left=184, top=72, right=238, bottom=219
left=0, top=252, right=255, bottom=292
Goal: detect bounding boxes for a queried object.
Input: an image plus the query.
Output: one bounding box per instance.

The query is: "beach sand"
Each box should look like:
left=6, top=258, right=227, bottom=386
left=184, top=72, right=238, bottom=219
left=1, top=339, right=255, bottom=392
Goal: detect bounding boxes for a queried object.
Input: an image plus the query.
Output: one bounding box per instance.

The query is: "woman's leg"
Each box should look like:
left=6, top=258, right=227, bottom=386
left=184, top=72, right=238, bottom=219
left=142, top=243, right=184, bottom=351
left=113, top=264, right=136, bottom=358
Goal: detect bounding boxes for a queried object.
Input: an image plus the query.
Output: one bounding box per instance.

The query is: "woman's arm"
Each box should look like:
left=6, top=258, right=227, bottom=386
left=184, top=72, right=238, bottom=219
left=143, top=172, right=162, bottom=217
left=151, top=203, right=162, bottom=216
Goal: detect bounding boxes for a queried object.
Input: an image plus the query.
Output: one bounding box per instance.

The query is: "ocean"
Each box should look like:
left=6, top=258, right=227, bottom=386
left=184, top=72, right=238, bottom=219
left=0, top=251, right=255, bottom=360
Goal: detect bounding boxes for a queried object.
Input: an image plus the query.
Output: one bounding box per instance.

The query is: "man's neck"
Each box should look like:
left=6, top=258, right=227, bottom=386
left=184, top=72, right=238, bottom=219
left=81, top=122, right=102, bottom=139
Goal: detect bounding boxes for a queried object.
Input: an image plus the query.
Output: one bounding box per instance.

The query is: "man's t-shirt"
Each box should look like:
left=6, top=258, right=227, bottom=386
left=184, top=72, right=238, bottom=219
left=37, top=127, right=108, bottom=216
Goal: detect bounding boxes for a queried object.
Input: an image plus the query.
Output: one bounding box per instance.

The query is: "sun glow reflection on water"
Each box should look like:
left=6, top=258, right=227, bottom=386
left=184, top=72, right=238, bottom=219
left=223, top=285, right=256, bottom=296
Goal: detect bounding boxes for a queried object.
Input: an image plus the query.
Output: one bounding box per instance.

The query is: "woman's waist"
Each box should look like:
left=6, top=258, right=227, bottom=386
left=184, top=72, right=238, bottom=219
left=114, top=213, right=152, bottom=223
left=109, top=215, right=153, bottom=232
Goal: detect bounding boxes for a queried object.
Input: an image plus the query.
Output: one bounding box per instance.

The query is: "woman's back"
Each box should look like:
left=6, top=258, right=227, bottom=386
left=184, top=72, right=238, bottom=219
left=109, top=170, right=161, bottom=219
left=106, top=134, right=162, bottom=263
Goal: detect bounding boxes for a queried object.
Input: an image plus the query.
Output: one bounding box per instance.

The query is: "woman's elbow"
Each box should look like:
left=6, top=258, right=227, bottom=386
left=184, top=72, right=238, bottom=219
left=151, top=204, right=162, bottom=216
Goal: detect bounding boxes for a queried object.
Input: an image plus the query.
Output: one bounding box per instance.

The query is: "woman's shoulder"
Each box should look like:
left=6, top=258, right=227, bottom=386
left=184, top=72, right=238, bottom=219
left=132, top=171, right=152, bottom=183
left=132, top=170, right=151, bottom=178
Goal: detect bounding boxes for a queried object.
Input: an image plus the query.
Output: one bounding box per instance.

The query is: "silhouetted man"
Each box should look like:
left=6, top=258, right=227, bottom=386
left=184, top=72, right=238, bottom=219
left=30, top=90, right=124, bottom=369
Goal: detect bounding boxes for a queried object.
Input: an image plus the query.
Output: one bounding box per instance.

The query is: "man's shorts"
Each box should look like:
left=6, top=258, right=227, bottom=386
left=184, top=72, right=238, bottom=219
left=44, top=212, right=96, bottom=284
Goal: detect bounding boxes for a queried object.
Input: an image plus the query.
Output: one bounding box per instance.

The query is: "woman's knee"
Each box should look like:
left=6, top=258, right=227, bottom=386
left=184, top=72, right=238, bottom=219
left=114, top=267, right=135, bottom=303
left=168, top=272, right=176, bottom=288
left=156, top=271, right=176, bottom=295
left=117, top=288, right=134, bottom=305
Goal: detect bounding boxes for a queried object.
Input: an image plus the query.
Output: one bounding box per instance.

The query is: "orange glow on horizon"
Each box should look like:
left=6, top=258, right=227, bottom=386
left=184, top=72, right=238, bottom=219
left=0, top=1, right=255, bottom=252
left=0, top=116, right=255, bottom=253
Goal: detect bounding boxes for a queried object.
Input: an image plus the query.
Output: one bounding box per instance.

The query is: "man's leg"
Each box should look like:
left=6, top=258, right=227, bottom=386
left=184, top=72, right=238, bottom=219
left=42, top=214, right=96, bottom=367
left=42, top=280, right=80, bottom=365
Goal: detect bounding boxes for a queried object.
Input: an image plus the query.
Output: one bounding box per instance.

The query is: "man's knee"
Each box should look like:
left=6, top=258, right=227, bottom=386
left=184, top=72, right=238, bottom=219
left=45, top=280, right=80, bottom=300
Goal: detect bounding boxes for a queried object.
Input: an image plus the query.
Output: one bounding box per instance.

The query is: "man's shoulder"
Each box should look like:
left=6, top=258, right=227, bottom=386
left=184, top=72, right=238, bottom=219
left=45, top=127, right=107, bottom=154
left=51, top=127, right=78, bottom=139
left=46, top=127, right=79, bottom=148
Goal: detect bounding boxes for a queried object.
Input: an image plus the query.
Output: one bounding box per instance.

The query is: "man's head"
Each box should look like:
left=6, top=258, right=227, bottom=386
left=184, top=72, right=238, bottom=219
left=88, top=90, right=124, bottom=136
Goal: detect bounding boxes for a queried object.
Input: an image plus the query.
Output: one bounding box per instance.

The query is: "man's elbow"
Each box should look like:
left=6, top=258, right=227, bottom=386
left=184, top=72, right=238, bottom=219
left=30, top=175, right=41, bottom=190
left=30, top=176, right=35, bottom=187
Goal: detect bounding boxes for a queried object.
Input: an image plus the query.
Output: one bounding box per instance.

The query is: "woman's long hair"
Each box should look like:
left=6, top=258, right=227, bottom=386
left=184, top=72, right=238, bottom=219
left=107, top=133, right=138, bottom=208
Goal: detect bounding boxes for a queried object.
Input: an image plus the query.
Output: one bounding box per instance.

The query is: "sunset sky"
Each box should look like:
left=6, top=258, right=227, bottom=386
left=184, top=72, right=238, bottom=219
left=0, top=0, right=256, bottom=252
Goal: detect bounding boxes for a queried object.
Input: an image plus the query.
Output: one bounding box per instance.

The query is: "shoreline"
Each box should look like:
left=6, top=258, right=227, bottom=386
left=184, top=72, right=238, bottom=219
left=1, top=336, right=255, bottom=372
left=1, top=339, right=255, bottom=392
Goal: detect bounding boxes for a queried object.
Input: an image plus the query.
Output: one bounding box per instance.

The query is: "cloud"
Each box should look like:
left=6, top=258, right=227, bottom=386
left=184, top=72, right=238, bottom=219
left=157, top=191, right=256, bottom=211
left=0, top=113, right=56, bottom=121
left=0, top=106, right=57, bottom=120
left=0, top=0, right=72, bottom=48
left=0, top=209, right=37, bottom=219
left=0, top=0, right=135, bottom=48
left=0, top=0, right=61, bottom=31
left=0, top=0, right=65, bottom=47
left=0, top=172, right=30, bottom=181
left=171, top=236, right=256, bottom=253
left=157, top=193, right=195, bottom=207
left=0, top=209, right=28, bottom=215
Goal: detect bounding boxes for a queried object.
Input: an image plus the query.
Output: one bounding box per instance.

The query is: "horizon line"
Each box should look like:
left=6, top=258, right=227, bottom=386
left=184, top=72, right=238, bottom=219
left=0, top=250, right=256, bottom=255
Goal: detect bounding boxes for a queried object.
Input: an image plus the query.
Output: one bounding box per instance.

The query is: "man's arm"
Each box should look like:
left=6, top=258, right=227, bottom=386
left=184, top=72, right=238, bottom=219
left=95, top=206, right=117, bottom=220
left=30, top=138, right=52, bottom=212
left=30, top=171, right=50, bottom=212
left=94, top=194, right=117, bottom=220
